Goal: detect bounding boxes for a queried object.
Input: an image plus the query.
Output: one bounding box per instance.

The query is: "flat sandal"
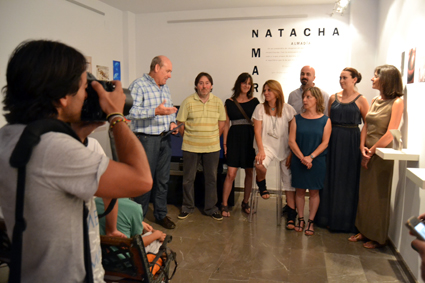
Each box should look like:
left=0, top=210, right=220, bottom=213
left=295, top=217, right=305, bottom=232
left=348, top=233, right=367, bottom=242
left=305, top=219, right=315, bottom=236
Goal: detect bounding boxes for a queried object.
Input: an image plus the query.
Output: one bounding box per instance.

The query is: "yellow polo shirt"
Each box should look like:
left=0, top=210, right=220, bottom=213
left=177, top=92, right=226, bottom=153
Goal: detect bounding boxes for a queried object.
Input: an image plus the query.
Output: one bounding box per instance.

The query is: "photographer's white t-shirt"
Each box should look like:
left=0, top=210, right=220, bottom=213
left=0, top=124, right=109, bottom=283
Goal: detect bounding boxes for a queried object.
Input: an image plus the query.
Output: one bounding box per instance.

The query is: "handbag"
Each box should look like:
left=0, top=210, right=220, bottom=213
left=232, top=99, right=253, bottom=126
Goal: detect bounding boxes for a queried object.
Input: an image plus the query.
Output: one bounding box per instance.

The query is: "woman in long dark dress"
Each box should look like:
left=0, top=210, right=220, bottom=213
left=316, top=67, right=369, bottom=232
left=222, top=73, right=259, bottom=217
left=348, top=65, right=404, bottom=249
left=289, top=87, right=332, bottom=236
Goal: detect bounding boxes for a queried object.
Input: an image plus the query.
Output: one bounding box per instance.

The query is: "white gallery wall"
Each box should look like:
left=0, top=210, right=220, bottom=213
left=375, top=0, right=425, bottom=281
left=0, top=0, right=135, bottom=127
left=132, top=2, right=380, bottom=190
left=0, top=0, right=135, bottom=155
left=134, top=5, right=352, bottom=105
left=1, top=0, right=424, bottom=280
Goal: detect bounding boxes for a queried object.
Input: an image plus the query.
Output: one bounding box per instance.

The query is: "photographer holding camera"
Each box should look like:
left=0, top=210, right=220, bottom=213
left=0, top=40, right=152, bottom=282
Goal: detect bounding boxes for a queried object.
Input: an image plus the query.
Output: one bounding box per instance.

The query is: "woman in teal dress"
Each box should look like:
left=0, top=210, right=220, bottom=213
left=289, top=87, right=332, bottom=236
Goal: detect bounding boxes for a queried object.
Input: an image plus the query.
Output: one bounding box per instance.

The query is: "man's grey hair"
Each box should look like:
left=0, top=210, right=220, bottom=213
left=150, top=56, right=163, bottom=72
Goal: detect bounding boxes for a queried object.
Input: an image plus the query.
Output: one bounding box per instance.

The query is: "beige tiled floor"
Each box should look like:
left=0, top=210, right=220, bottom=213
left=144, top=192, right=415, bottom=283
left=0, top=192, right=415, bottom=282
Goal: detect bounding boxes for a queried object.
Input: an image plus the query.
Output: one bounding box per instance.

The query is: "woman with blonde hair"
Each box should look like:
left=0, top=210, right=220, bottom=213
left=252, top=80, right=297, bottom=229
left=289, top=87, right=332, bottom=236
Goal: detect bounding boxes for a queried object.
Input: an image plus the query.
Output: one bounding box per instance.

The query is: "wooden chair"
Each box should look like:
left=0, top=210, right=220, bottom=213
left=101, top=234, right=177, bottom=283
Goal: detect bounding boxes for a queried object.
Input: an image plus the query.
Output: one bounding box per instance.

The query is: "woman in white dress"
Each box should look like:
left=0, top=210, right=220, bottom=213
left=253, top=80, right=297, bottom=229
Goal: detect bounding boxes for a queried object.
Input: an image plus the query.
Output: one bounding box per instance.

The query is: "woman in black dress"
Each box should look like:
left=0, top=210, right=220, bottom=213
left=222, top=73, right=259, bottom=217
left=316, top=67, right=369, bottom=233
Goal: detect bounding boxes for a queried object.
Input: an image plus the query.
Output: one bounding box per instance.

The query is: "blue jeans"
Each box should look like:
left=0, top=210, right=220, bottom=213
left=133, top=134, right=171, bottom=220
left=182, top=151, right=220, bottom=215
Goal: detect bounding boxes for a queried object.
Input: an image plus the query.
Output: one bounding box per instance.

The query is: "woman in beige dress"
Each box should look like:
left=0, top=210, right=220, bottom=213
left=348, top=65, right=404, bottom=249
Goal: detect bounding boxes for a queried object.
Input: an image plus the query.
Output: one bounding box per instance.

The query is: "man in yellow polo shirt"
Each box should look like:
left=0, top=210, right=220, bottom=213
left=176, top=72, right=226, bottom=221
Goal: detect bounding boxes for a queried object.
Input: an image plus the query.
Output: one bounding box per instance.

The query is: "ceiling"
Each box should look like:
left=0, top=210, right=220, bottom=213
left=98, top=0, right=336, bottom=14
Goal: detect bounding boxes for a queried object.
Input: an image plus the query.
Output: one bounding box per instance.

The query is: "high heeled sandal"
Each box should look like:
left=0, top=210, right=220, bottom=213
left=295, top=217, right=305, bottom=232
left=241, top=201, right=251, bottom=214
left=305, top=219, right=315, bottom=236
left=286, top=207, right=297, bottom=230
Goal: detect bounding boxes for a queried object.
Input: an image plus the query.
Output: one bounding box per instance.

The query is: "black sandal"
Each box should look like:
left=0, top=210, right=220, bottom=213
left=258, top=188, right=270, bottom=199
left=241, top=201, right=251, bottom=214
left=305, top=219, right=315, bottom=236
left=286, top=207, right=297, bottom=230
left=256, top=179, right=270, bottom=199
left=221, top=204, right=230, bottom=217
left=295, top=217, right=305, bottom=232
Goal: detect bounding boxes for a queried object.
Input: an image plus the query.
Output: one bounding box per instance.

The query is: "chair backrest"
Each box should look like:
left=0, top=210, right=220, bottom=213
left=100, top=235, right=148, bottom=282
left=101, top=234, right=178, bottom=283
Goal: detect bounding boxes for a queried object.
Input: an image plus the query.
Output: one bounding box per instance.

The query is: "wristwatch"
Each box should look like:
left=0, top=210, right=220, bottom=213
left=310, top=154, right=315, bottom=159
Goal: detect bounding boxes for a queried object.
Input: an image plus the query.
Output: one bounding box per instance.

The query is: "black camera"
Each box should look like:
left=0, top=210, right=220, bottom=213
left=81, top=79, right=115, bottom=121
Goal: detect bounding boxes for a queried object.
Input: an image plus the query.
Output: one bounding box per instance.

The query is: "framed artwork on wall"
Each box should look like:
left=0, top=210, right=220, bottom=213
left=96, top=65, right=109, bottom=80
left=113, top=61, right=121, bottom=81
left=407, top=48, right=416, bottom=84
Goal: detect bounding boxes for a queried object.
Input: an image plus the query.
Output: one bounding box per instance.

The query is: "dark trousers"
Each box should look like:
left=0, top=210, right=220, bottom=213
left=182, top=150, right=220, bottom=215
left=133, top=134, right=171, bottom=220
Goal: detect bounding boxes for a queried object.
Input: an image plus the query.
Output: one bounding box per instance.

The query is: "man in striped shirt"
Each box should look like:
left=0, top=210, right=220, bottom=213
left=128, top=56, right=178, bottom=229
left=176, top=72, right=226, bottom=221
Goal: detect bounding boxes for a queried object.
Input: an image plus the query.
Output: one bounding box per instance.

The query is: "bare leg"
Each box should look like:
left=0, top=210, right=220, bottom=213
left=295, top=188, right=306, bottom=232
left=222, top=166, right=238, bottom=217
left=255, top=163, right=266, bottom=182
left=243, top=168, right=253, bottom=203
left=241, top=168, right=253, bottom=213
left=285, top=190, right=297, bottom=230
left=255, top=164, right=270, bottom=199
left=308, top=190, right=320, bottom=220
left=285, top=191, right=296, bottom=209
left=305, top=190, right=320, bottom=235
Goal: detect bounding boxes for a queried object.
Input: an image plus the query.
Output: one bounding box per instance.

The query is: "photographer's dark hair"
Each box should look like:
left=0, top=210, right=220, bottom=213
left=2, top=40, right=87, bottom=124
left=231, top=72, right=254, bottom=99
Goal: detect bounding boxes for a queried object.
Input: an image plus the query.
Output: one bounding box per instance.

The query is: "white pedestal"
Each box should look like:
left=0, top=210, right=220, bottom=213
left=406, top=168, right=425, bottom=189
left=375, top=148, right=420, bottom=252
left=375, top=148, right=419, bottom=161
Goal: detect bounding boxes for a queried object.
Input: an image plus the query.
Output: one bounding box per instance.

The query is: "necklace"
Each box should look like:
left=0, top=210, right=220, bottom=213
left=271, top=107, right=276, bottom=111
left=267, top=115, right=278, bottom=139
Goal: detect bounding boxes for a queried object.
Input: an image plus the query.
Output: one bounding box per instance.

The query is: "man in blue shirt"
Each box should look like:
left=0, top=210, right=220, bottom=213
left=128, top=56, right=178, bottom=229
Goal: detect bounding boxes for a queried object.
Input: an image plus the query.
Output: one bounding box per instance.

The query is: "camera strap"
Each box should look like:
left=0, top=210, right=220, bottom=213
left=8, top=119, right=115, bottom=283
